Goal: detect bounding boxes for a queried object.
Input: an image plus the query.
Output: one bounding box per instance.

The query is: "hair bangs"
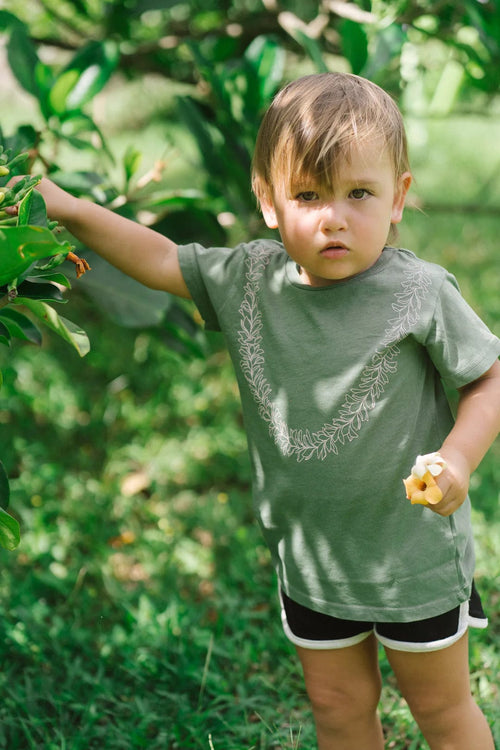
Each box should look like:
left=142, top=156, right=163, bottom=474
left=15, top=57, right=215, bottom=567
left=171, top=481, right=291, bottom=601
left=252, top=72, right=410, bottom=204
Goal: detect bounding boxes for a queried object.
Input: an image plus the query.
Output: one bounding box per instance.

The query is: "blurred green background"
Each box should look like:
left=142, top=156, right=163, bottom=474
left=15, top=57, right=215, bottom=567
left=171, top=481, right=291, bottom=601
left=0, top=1, right=499, bottom=748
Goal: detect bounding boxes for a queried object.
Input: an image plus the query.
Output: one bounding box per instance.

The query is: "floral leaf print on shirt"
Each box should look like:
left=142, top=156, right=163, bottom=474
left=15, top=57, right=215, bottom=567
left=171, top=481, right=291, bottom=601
left=238, top=247, right=433, bottom=461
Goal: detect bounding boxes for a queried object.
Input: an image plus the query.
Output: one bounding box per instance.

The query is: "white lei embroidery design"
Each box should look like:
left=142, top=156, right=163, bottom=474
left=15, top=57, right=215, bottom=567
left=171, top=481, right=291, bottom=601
left=237, top=246, right=432, bottom=462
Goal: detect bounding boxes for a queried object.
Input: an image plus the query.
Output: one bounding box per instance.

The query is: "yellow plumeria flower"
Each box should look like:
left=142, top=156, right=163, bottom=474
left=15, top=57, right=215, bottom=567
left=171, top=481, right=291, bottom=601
left=403, top=452, right=447, bottom=506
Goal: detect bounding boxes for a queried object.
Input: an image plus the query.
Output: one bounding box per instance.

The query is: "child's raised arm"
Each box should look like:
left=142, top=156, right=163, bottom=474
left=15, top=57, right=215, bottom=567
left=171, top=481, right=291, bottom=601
left=434, top=359, right=500, bottom=516
left=34, top=177, right=191, bottom=299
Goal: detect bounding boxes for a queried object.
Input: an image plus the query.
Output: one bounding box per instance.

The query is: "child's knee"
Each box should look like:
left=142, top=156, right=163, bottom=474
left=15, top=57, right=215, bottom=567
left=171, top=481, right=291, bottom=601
left=306, top=676, right=381, bottom=729
left=407, top=691, right=476, bottom=736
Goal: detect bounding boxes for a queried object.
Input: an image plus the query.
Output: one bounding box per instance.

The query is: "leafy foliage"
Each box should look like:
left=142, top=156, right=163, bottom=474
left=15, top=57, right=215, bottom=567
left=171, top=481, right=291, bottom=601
left=3, top=0, right=500, bottom=105
left=0, top=144, right=93, bottom=548
left=177, top=35, right=285, bottom=235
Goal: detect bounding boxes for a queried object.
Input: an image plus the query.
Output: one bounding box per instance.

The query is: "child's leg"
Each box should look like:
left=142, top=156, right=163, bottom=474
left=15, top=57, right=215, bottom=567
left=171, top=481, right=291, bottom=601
left=295, top=634, right=385, bottom=750
left=384, top=633, right=494, bottom=749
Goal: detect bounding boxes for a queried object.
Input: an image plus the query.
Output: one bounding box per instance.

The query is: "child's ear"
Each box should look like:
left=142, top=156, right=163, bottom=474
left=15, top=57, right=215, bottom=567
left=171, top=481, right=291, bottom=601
left=260, top=195, right=279, bottom=229
left=391, top=171, right=412, bottom=224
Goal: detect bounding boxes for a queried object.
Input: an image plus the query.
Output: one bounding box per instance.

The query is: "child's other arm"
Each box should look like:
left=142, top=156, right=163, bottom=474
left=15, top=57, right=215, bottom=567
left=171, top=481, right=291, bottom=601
left=36, top=177, right=191, bottom=298
left=434, top=359, right=500, bottom=516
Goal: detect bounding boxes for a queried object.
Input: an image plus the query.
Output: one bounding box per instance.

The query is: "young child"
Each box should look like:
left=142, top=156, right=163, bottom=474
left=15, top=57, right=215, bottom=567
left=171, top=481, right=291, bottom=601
left=24, top=73, right=500, bottom=749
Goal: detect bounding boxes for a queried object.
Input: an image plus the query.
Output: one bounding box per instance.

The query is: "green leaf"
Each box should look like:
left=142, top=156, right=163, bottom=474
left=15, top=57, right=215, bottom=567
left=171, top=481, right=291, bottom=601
left=27, top=268, right=71, bottom=288
left=0, top=461, right=10, bottom=509
left=13, top=298, right=90, bottom=356
left=0, top=127, right=37, bottom=172
left=35, top=62, right=57, bottom=120
left=124, top=146, right=142, bottom=184
left=0, top=225, right=72, bottom=286
left=18, top=189, right=49, bottom=227
left=15, top=281, right=65, bottom=303
left=0, top=308, right=42, bottom=345
left=177, top=96, right=225, bottom=179
left=340, top=19, right=368, bottom=75
left=49, top=70, right=80, bottom=116
left=244, top=36, right=285, bottom=103
left=0, top=507, right=20, bottom=550
left=37, top=254, right=71, bottom=272
left=0, top=9, right=25, bottom=32
left=49, top=40, right=120, bottom=114
left=6, top=24, right=42, bottom=98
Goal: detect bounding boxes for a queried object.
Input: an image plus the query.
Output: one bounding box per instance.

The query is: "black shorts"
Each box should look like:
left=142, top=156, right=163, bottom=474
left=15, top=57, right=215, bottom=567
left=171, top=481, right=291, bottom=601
left=280, top=582, right=487, bottom=653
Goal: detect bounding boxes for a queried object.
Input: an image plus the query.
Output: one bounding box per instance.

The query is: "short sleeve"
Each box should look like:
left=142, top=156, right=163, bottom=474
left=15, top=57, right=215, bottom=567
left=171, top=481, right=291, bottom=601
left=422, top=272, right=500, bottom=388
left=177, top=242, right=249, bottom=332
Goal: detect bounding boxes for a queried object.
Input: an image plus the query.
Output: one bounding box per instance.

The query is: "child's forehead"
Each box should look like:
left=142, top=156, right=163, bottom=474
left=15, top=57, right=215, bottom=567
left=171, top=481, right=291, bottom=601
left=273, top=138, right=394, bottom=192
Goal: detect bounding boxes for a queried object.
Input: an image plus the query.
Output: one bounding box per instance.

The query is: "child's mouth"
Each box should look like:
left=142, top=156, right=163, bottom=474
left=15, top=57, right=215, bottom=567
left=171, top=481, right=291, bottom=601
left=320, top=244, right=348, bottom=258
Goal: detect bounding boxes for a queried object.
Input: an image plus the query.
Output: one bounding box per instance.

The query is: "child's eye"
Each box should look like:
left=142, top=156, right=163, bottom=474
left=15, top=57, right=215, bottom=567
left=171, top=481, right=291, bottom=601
left=296, top=191, right=318, bottom=202
left=350, top=188, right=370, bottom=200
left=296, top=191, right=319, bottom=202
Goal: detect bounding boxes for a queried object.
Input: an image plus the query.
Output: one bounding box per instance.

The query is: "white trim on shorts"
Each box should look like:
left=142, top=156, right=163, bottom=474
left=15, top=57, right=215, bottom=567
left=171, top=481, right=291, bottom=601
left=375, top=601, right=470, bottom=653
left=280, top=598, right=482, bottom=654
left=280, top=604, right=373, bottom=650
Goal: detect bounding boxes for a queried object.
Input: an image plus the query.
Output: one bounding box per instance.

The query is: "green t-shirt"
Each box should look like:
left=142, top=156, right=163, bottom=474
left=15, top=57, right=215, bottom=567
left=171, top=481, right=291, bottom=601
left=178, top=242, right=500, bottom=621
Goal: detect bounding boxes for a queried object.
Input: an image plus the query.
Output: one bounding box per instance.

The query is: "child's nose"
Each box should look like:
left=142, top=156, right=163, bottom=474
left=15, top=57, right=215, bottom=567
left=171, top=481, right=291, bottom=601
left=319, top=201, right=347, bottom=231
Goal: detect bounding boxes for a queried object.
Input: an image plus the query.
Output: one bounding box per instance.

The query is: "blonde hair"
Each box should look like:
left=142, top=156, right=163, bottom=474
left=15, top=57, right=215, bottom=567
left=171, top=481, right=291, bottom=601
left=252, top=72, right=410, bottom=203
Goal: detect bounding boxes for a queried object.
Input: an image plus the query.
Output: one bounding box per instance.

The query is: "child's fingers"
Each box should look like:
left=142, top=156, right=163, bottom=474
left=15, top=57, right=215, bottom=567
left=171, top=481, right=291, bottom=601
left=428, top=474, right=467, bottom=516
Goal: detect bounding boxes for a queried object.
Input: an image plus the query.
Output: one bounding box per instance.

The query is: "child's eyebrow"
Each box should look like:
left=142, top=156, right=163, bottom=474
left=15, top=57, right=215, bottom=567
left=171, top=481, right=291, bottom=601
left=289, top=176, right=383, bottom=195
left=349, top=177, right=382, bottom=187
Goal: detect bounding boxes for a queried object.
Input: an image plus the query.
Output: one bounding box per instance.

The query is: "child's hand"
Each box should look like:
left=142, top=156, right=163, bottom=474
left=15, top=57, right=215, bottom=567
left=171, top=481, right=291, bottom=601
left=403, top=450, right=469, bottom=516
left=5, top=175, right=78, bottom=224
left=431, top=448, right=470, bottom=516
left=403, top=452, right=446, bottom=507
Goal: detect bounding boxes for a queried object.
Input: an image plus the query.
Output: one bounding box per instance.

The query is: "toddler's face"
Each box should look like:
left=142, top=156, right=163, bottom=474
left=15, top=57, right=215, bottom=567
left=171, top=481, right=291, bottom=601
left=261, top=141, right=411, bottom=287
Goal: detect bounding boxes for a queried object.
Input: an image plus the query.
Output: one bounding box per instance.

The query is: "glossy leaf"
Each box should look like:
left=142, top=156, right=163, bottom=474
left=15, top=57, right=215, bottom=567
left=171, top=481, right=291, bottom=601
left=0, top=307, right=42, bottom=345
left=18, top=189, right=49, bottom=227
left=49, top=40, right=120, bottom=114
left=27, top=268, right=71, bottom=288
left=0, top=225, right=72, bottom=286
left=340, top=19, right=368, bottom=75
left=124, top=146, right=142, bottom=185
left=13, top=297, right=90, bottom=356
left=244, top=36, right=285, bottom=103
left=6, top=24, right=40, bottom=97
left=0, top=126, right=38, bottom=173
left=0, top=507, right=20, bottom=550
left=0, top=9, right=25, bottom=31
left=14, top=281, right=65, bottom=303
